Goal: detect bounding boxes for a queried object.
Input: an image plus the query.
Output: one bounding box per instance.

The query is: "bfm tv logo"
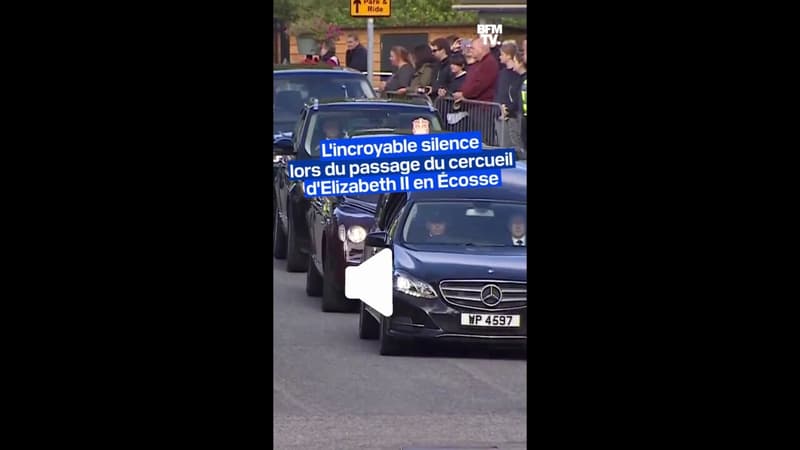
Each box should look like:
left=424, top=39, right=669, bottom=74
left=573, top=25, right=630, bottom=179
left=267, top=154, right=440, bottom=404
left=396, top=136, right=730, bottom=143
left=477, top=24, right=503, bottom=47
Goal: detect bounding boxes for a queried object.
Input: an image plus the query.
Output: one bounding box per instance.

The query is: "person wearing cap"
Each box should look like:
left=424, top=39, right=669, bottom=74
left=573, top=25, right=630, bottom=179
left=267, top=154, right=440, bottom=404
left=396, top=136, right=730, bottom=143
left=509, top=214, right=526, bottom=247
left=425, top=212, right=449, bottom=242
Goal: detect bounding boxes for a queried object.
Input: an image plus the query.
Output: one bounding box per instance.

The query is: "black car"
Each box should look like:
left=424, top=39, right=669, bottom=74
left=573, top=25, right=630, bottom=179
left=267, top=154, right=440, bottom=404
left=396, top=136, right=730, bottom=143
left=357, top=161, right=528, bottom=355
left=304, top=193, right=380, bottom=312
left=273, top=66, right=377, bottom=227
left=303, top=130, right=440, bottom=313
left=272, top=99, right=445, bottom=273
left=273, top=66, right=376, bottom=136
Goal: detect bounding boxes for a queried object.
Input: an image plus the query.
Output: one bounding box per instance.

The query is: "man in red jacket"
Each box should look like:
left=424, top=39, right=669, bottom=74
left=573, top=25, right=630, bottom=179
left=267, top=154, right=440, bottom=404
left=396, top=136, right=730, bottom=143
left=453, top=37, right=499, bottom=102
left=452, top=37, right=500, bottom=143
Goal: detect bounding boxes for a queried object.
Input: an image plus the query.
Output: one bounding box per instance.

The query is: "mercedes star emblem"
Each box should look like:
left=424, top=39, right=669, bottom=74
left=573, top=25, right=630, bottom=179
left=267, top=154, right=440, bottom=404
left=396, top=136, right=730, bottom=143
left=480, top=284, right=503, bottom=307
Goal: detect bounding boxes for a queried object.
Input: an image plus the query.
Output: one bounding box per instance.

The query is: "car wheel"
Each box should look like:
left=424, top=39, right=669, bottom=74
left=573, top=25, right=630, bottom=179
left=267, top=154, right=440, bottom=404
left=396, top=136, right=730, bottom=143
left=273, top=209, right=287, bottom=259
left=321, top=256, right=356, bottom=313
left=305, top=256, right=323, bottom=297
left=358, top=302, right=379, bottom=339
left=379, top=315, right=403, bottom=356
left=285, top=204, right=307, bottom=272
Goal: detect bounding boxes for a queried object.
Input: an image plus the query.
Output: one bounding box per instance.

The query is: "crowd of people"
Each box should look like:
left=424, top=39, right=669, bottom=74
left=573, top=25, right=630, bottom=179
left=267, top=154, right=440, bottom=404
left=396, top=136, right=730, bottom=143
left=297, top=33, right=527, bottom=153
left=380, top=35, right=527, bottom=154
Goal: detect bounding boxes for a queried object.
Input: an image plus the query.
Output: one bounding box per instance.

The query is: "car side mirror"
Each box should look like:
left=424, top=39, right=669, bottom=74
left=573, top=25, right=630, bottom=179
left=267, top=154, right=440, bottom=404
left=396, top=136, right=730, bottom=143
left=273, top=137, right=295, bottom=156
left=365, top=231, right=389, bottom=248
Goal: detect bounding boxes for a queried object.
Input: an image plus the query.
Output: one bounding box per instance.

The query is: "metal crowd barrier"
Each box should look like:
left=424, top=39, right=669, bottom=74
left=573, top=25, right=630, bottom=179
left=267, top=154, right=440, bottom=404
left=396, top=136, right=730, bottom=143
left=366, top=88, right=517, bottom=149
left=432, top=97, right=509, bottom=147
left=382, top=91, right=434, bottom=107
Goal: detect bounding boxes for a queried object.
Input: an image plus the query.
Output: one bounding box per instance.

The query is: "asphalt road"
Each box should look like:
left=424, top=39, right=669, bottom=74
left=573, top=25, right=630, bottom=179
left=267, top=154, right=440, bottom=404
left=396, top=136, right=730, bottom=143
left=273, top=258, right=528, bottom=450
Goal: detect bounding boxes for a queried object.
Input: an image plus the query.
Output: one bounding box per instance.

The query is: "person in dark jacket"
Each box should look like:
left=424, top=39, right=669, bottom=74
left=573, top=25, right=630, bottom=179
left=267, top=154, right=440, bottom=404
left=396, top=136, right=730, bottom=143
left=430, top=38, right=453, bottom=96
left=319, top=39, right=340, bottom=66
left=495, top=42, right=519, bottom=148
left=345, top=34, right=368, bottom=72
left=494, top=42, right=518, bottom=105
left=438, top=53, right=468, bottom=96
left=439, top=54, right=469, bottom=133
left=382, top=46, right=414, bottom=96
left=409, top=44, right=438, bottom=94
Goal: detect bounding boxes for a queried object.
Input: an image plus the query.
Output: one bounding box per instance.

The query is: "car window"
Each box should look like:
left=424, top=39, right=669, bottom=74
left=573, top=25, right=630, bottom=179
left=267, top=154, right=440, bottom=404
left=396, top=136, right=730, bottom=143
left=387, top=205, right=406, bottom=241
left=305, top=111, right=443, bottom=157
left=274, top=76, right=375, bottom=114
left=293, top=109, right=307, bottom=147
left=401, top=201, right=526, bottom=246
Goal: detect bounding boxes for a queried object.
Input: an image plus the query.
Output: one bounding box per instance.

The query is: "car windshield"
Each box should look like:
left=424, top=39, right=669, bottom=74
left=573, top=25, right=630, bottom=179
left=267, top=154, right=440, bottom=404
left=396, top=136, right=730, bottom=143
left=305, top=111, right=443, bottom=156
left=274, top=76, right=376, bottom=116
left=402, top=201, right=527, bottom=246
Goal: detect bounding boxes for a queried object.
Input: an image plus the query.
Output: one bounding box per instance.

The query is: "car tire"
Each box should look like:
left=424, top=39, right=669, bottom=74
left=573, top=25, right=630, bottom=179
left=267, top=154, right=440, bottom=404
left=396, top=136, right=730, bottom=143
left=379, top=315, right=403, bottom=356
left=273, top=209, right=287, bottom=259
left=285, top=204, right=307, bottom=272
left=321, top=256, right=356, bottom=313
left=305, top=256, right=323, bottom=297
left=358, top=302, right=379, bottom=339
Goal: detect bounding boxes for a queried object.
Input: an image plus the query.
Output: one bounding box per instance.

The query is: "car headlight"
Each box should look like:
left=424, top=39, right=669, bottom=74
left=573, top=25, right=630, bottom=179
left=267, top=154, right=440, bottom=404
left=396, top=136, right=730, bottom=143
left=338, top=225, right=346, bottom=242
left=394, top=271, right=437, bottom=298
left=347, top=225, right=367, bottom=243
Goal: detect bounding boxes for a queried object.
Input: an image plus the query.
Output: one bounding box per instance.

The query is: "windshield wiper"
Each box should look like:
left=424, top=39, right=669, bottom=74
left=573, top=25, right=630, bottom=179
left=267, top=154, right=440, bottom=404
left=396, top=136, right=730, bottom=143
left=463, top=243, right=506, bottom=247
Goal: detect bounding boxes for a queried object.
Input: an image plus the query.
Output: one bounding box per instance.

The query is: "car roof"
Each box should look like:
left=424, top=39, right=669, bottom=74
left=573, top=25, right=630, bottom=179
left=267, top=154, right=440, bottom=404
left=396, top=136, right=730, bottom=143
left=273, top=65, right=364, bottom=75
left=309, top=99, right=437, bottom=112
left=348, top=129, right=453, bottom=138
left=406, top=163, right=527, bottom=202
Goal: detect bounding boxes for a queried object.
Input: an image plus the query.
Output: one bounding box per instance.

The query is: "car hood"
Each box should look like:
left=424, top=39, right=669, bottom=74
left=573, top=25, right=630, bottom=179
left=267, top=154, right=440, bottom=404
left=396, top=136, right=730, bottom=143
left=393, top=244, right=526, bottom=283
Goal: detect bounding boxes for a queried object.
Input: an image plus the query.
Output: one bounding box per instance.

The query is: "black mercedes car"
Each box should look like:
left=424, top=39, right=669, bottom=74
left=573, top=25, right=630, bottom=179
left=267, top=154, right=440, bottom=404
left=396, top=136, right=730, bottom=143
left=357, top=161, right=528, bottom=355
left=273, top=99, right=444, bottom=273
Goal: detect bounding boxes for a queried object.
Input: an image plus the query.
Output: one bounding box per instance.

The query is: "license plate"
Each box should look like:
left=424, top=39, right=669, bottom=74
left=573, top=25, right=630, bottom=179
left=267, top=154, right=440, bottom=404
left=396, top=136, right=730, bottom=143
left=460, top=314, right=520, bottom=327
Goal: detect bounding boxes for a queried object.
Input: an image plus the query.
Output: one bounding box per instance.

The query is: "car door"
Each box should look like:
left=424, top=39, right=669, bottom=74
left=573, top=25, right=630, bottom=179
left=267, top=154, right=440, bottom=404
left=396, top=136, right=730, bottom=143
left=277, top=108, right=307, bottom=228
left=307, top=196, right=331, bottom=273
left=365, top=197, right=407, bottom=260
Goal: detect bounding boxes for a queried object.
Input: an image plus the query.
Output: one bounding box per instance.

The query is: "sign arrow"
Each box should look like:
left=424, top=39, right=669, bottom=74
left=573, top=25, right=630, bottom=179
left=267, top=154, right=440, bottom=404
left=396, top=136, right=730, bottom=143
left=345, top=248, right=393, bottom=317
left=353, top=0, right=361, bottom=13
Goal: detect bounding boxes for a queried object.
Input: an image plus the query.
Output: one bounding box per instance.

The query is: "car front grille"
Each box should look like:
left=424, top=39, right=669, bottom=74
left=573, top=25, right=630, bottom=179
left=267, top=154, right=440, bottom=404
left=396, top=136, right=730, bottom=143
left=438, top=280, right=527, bottom=311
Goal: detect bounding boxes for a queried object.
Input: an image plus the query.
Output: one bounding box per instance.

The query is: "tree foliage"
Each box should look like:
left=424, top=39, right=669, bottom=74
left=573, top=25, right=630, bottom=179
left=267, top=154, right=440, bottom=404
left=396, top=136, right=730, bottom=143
left=274, top=0, right=526, bottom=29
